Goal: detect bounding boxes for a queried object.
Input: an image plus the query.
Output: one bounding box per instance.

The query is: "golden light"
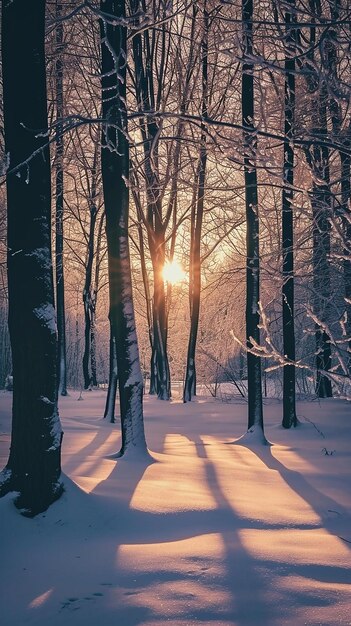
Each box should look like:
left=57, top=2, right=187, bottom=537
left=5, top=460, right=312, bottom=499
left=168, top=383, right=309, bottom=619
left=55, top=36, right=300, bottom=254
left=162, top=260, right=186, bottom=285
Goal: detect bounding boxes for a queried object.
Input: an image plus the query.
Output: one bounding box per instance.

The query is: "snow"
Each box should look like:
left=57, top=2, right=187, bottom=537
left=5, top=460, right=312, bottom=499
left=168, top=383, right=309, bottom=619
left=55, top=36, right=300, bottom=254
left=33, top=303, right=57, bottom=334
left=0, top=390, right=350, bottom=626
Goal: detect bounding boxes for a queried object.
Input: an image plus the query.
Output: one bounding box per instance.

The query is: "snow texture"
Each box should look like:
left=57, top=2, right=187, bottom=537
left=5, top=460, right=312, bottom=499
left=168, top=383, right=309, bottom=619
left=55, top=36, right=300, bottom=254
left=33, top=304, right=57, bottom=334
left=0, top=389, right=350, bottom=626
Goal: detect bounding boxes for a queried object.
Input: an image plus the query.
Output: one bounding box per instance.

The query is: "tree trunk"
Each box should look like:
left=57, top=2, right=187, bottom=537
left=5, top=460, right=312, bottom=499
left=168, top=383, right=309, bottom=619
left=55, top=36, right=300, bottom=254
left=55, top=0, right=68, bottom=396
left=310, top=101, right=333, bottom=398
left=90, top=210, right=104, bottom=388
left=341, top=139, right=351, bottom=369
left=82, top=148, right=99, bottom=390
left=132, top=191, right=157, bottom=395
left=104, top=326, right=118, bottom=423
left=149, top=348, right=158, bottom=395
left=130, top=5, right=171, bottom=400
left=0, top=0, right=63, bottom=515
left=151, top=241, right=171, bottom=400
left=282, top=0, right=297, bottom=428
left=100, top=0, right=147, bottom=455
left=90, top=305, right=98, bottom=388
left=184, top=5, right=208, bottom=403
left=324, top=2, right=351, bottom=373
left=82, top=206, right=97, bottom=390
left=242, top=0, right=264, bottom=434
left=304, top=0, right=332, bottom=398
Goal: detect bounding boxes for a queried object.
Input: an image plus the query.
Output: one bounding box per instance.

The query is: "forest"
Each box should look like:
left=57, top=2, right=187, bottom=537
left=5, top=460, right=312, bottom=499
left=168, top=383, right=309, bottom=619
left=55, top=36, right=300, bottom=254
left=0, top=0, right=350, bottom=624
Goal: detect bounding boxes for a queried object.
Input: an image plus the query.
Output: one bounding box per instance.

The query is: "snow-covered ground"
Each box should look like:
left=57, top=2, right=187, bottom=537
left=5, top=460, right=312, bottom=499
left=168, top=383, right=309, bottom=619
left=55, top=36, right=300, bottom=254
left=0, top=389, right=350, bottom=626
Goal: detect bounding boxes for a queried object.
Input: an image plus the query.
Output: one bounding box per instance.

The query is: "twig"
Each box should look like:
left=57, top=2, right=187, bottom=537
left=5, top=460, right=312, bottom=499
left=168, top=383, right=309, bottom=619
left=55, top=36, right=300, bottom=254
left=301, top=414, right=325, bottom=438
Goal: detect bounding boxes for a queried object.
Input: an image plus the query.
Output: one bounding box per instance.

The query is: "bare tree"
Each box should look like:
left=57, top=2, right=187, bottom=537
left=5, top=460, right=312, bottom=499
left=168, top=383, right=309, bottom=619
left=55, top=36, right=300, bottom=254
left=54, top=0, right=68, bottom=396
left=184, top=2, right=209, bottom=402
left=281, top=0, right=298, bottom=427
left=242, top=0, right=264, bottom=434
left=100, top=0, right=147, bottom=455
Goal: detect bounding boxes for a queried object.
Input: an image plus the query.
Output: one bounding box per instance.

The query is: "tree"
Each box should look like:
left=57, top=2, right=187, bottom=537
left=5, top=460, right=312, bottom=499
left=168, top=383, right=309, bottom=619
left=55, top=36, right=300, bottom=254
left=81, top=141, right=101, bottom=389
left=323, top=0, right=351, bottom=374
left=129, top=0, right=199, bottom=400
left=129, top=0, right=173, bottom=400
left=100, top=0, right=147, bottom=455
left=242, top=0, right=264, bottom=435
left=0, top=0, right=63, bottom=515
left=183, top=2, right=209, bottom=402
left=302, top=0, right=333, bottom=398
left=54, top=0, right=68, bottom=396
left=103, top=324, right=118, bottom=422
left=281, top=0, right=298, bottom=427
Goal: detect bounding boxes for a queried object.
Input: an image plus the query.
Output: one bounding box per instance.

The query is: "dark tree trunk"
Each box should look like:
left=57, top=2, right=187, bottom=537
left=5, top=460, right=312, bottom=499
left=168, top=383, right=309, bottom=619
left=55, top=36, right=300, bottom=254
left=0, top=0, right=63, bottom=515
left=242, top=0, right=264, bottom=434
left=82, top=148, right=99, bottom=390
left=135, top=207, right=157, bottom=395
left=325, top=2, right=351, bottom=372
left=282, top=0, right=297, bottom=428
left=55, top=0, right=68, bottom=397
left=341, top=138, right=351, bottom=368
left=184, top=5, right=208, bottom=403
left=149, top=348, right=158, bottom=395
left=310, top=101, right=333, bottom=398
left=100, top=0, right=147, bottom=455
left=90, top=298, right=98, bottom=388
left=82, top=205, right=97, bottom=389
left=104, top=326, right=118, bottom=423
left=131, top=184, right=161, bottom=396
left=304, top=0, right=333, bottom=398
left=151, top=242, right=171, bottom=400
left=90, top=210, right=104, bottom=389
left=130, top=4, right=171, bottom=400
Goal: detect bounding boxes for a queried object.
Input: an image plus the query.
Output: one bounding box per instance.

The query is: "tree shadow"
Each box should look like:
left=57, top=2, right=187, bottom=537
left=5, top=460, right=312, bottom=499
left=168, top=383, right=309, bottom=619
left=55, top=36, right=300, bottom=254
left=238, top=441, right=351, bottom=547
left=63, top=421, right=118, bottom=475
left=7, top=393, right=349, bottom=625
left=184, top=434, right=281, bottom=625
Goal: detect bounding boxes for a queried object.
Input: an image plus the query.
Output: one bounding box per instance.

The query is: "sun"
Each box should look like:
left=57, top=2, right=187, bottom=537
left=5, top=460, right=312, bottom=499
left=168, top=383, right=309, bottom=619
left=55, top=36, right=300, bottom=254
left=162, top=260, right=186, bottom=285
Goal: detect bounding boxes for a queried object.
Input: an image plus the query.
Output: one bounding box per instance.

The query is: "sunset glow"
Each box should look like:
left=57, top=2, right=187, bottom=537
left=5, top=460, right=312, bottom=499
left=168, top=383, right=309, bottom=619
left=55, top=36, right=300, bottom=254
left=162, top=260, right=186, bottom=285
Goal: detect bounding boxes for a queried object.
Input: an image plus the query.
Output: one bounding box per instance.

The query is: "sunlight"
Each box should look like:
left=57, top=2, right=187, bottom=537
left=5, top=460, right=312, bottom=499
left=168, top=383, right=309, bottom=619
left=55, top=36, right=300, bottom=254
left=28, top=589, right=53, bottom=609
left=128, top=447, right=217, bottom=512
left=162, top=260, right=186, bottom=285
left=70, top=457, right=116, bottom=493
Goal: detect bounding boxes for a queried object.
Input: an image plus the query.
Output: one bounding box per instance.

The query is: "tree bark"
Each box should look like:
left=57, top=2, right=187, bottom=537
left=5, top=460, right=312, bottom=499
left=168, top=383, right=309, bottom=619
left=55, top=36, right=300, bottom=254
left=55, top=0, right=68, bottom=396
left=90, top=209, right=104, bottom=388
left=242, top=0, right=264, bottom=433
left=324, top=0, right=351, bottom=373
left=104, top=325, right=118, bottom=423
left=184, top=4, right=208, bottom=403
left=304, top=0, right=333, bottom=398
left=130, top=2, right=172, bottom=399
left=0, top=0, right=63, bottom=515
left=100, top=0, right=147, bottom=455
left=341, top=134, right=351, bottom=369
left=282, top=0, right=298, bottom=428
left=150, top=239, right=171, bottom=400
left=310, top=98, right=333, bottom=398
left=82, top=147, right=99, bottom=390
